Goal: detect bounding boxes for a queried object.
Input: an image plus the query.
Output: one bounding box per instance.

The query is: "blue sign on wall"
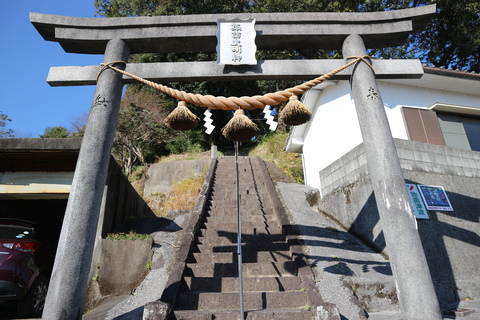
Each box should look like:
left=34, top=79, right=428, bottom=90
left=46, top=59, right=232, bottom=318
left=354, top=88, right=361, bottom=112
left=417, top=185, right=454, bottom=211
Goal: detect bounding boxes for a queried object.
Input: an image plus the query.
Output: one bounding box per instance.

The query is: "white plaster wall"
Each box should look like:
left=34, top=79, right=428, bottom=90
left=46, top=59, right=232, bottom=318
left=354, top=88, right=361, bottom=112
left=377, top=82, right=410, bottom=140
left=379, top=80, right=480, bottom=109
left=302, top=80, right=480, bottom=189
left=302, top=81, right=362, bottom=190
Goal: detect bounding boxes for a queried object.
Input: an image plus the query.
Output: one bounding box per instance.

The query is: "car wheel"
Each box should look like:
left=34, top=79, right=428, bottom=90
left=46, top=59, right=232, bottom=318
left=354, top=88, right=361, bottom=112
left=17, top=274, right=49, bottom=318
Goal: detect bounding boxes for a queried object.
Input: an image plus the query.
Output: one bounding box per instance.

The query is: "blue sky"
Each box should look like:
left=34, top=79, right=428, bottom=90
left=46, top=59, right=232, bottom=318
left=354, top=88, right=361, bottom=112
left=1, top=1, right=102, bottom=137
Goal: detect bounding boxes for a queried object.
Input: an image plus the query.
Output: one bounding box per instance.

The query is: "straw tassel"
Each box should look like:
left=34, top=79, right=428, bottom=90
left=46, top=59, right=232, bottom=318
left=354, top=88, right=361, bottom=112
left=164, top=101, right=200, bottom=131
left=279, top=95, right=312, bottom=126
left=222, top=109, right=259, bottom=141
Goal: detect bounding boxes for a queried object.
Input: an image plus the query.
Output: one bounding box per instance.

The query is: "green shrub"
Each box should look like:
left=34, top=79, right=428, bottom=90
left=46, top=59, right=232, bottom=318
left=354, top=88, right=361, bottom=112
left=248, top=131, right=304, bottom=184
left=166, top=131, right=206, bottom=154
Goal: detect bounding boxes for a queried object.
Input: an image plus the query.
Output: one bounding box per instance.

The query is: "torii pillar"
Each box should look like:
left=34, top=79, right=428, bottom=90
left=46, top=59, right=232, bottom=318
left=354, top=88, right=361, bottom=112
left=41, top=39, right=129, bottom=319
left=30, top=5, right=441, bottom=319
left=343, top=34, right=442, bottom=320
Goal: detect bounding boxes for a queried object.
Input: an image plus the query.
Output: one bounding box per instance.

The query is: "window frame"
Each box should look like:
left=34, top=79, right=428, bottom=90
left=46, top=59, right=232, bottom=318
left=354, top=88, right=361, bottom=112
left=401, top=103, right=480, bottom=152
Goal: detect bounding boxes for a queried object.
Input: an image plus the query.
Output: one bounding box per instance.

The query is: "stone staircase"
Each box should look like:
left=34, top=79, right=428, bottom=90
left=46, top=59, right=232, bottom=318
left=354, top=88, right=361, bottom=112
left=172, top=156, right=320, bottom=320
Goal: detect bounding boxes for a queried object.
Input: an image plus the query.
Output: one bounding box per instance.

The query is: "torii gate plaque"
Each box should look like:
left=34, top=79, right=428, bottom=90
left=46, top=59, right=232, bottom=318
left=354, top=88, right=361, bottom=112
left=31, top=6, right=442, bottom=320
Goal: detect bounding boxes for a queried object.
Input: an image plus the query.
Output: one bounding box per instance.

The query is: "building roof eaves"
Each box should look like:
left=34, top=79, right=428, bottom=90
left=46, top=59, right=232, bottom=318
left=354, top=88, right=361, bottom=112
left=423, top=66, right=480, bottom=82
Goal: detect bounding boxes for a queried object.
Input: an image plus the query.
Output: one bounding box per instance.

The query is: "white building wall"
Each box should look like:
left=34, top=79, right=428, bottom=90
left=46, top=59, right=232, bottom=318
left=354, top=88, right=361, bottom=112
left=302, top=81, right=362, bottom=190
left=301, top=79, right=480, bottom=190
left=379, top=81, right=480, bottom=110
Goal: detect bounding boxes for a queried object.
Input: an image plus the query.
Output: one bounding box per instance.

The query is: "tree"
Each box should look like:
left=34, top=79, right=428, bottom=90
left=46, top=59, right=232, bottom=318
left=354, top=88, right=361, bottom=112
left=0, top=111, right=14, bottom=138
left=68, top=111, right=89, bottom=137
left=95, top=0, right=479, bottom=72
left=112, top=89, right=173, bottom=175
left=41, top=126, right=70, bottom=138
left=95, top=0, right=292, bottom=151
left=94, top=0, right=479, bottom=158
left=252, top=0, right=479, bottom=71
left=416, top=0, right=480, bottom=72
left=95, top=0, right=251, bottom=16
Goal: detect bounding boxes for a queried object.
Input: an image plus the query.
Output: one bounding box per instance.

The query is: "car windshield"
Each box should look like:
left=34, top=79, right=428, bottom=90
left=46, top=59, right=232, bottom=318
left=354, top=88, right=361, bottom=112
left=0, top=224, right=36, bottom=240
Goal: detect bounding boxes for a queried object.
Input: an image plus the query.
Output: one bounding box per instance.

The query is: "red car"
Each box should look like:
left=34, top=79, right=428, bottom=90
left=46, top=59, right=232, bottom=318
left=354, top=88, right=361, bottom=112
left=0, top=218, right=55, bottom=318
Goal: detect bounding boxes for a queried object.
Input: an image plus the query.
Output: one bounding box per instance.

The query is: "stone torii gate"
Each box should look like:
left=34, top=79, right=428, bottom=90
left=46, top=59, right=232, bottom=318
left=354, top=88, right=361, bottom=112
left=31, top=6, right=442, bottom=319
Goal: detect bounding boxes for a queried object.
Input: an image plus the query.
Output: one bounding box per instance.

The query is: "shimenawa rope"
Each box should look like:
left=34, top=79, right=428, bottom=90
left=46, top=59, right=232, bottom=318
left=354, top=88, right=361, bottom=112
left=97, top=56, right=374, bottom=111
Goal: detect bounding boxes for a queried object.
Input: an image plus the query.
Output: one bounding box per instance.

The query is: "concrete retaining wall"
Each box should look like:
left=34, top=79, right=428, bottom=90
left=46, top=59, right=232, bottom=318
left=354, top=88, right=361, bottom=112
left=316, top=139, right=480, bottom=307
left=143, top=159, right=211, bottom=195
left=87, top=157, right=156, bottom=310
left=96, top=239, right=153, bottom=296
left=101, top=158, right=156, bottom=237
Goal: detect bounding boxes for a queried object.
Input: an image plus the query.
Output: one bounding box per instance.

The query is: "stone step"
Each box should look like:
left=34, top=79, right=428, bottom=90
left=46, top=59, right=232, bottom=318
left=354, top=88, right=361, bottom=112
left=184, top=261, right=298, bottom=278
left=212, top=177, right=255, bottom=182
left=212, top=176, right=255, bottom=181
left=200, top=222, right=283, bottom=234
left=211, top=188, right=260, bottom=195
left=196, top=241, right=290, bottom=254
left=211, top=186, right=260, bottom=192
left=206, top=211, right=275, bottom=221
left=199, top=227, right=283, bottom=239
left=174, top=308, right=312, bottom=320
left=247, top=309, right=313, bottom=320
left=182, top=276, right=303, bottom=292
left=211, top=181, right=266, bottom=188
left=197, top=234, right=285, bottom=246
left=209, top=200, right=264, bottom=209
left=209, top=199, right=264, bottom=206
left=204, top=211, right=277, bottom=220
left=199, top=227, right=283, bottom=240
left=171, top=158, right=316, bottom=319
left=205, top=214, right=277, bottom=225
left=204, top=213, right=278, bottom=223
left=175, top=291, right=309, bottom=311
left=201, top=218, right=280, bottom=227
left=192, top=250, right=292, bottom=264
left=210, top=184, right=257, bottom=190
left=210, top=187, right=270, bottom=197
left=207, top=207, right=275, bottom=216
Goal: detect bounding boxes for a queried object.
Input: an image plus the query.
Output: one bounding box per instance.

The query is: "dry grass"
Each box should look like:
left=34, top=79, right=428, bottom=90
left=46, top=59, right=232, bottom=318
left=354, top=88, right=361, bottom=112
left=148, top=173, right=206, bottom=217
left=129, top=151, right=212, bottom=216
left=156, top=151, right=212, bottom=163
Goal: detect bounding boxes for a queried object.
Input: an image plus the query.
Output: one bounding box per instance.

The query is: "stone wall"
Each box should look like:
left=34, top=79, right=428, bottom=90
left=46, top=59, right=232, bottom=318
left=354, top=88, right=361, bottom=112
left=316, top=139, right=480, bottom=307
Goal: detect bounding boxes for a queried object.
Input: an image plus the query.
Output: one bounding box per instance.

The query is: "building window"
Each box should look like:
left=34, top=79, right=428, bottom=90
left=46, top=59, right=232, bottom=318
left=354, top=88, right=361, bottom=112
left=402, top=106, right=480, bottom=152
left=402, top=107, right=445, bottom=145
left=438, top=113, right=480, bottom=151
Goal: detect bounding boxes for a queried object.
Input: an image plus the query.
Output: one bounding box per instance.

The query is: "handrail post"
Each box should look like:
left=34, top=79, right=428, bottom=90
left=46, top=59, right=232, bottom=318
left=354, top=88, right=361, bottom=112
left=235, top=141, right=245, bottom=320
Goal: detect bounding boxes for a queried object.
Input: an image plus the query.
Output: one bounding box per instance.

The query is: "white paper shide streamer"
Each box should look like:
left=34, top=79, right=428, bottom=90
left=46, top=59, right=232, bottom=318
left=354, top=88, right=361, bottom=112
left=262, top=105, right=278, bottom=131
left=204, top=109, right=215, bottom=134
